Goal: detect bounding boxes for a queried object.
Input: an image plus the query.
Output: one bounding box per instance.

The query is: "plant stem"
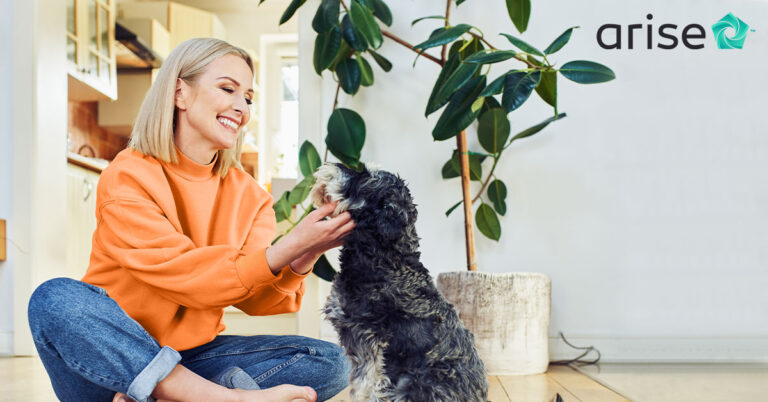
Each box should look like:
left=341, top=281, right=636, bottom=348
left=469, top=31, right=497, bottom=50
left=456, top=131, right=478, bottom=271
left=441, top=0, right=451, bottom=63
left=472, top=156, right=500, bottom=204
left=333, top=82, right=341, bottom=109
left=381, top=30, right=443, bottom=66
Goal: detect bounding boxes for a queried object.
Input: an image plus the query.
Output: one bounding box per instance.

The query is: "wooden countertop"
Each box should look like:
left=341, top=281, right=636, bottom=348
left=67, top=152, right=109, bottom=174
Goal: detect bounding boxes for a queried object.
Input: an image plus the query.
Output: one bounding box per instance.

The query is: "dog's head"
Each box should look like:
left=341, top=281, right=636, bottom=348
left=310, top=163, right=417, bottom=241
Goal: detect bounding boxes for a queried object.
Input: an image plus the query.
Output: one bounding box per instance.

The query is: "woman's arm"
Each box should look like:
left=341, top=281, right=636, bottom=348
left=265, top=203, right=354, bottom=275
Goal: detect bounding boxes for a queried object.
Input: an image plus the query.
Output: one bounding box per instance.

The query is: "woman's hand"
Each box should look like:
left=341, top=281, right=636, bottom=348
left=266, top=203, right=355, bottom=275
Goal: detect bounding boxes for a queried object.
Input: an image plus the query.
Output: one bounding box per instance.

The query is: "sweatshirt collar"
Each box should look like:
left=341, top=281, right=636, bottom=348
left=165, top=145, right=218, bottom=181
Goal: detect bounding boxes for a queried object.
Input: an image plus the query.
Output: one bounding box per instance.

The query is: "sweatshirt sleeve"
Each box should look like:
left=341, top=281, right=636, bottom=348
left=94, top=197, right=292, bottom=310
left=233, top=191, right=311, bottom=315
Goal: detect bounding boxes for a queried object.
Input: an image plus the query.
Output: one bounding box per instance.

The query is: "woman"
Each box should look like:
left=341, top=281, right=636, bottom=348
left=28, top=38, right=353, bottom=402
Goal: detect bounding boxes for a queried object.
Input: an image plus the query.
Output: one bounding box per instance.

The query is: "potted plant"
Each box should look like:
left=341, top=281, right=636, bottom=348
left=268, top=0, right=615, bottom=374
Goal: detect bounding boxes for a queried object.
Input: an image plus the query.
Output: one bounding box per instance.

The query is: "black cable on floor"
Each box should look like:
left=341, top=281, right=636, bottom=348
left=549, top=331, right=601, bottom=366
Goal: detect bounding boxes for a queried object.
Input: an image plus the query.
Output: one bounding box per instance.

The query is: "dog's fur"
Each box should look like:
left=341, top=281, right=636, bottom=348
left=310, top=163, right=488, bottom=402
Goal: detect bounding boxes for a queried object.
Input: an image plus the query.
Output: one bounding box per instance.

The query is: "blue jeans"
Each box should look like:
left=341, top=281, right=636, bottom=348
left=28, top=278, right=349, bottom=402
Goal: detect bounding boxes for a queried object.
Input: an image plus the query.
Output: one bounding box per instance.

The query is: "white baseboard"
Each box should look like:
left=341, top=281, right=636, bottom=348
left=549, top=336, right=768, bottom=363
left=0, top=331, right=12, bottom=356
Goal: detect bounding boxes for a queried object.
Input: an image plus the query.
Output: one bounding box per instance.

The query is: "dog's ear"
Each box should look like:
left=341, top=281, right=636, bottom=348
left=375, top=187, right=414, bottom=240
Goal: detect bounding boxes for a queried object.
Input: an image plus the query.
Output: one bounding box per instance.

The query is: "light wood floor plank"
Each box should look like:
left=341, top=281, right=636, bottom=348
left=498, top=372, right=580, bottom=402
left=487, top=375, right=511, bottom=402
left=547, top=365, right=630, bottom=402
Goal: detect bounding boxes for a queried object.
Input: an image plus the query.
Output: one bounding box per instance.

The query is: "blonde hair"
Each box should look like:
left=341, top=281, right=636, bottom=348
left=128, top=38, right=254, bottom=178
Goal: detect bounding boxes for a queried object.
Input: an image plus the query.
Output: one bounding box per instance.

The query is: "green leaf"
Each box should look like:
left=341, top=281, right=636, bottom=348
left=445, top=200, right=463, bottom=216
left=464, top=49, right=517, bottom=65
left=371, top=0, right=392, bottom=26
left=313, top=26, right=342, bottom=74
left=326, top=108, right=366, bottom=164
left=482, top=96, right=502, bottom=113
left=312, top=0, right=340, bottom=33
left=500, top=33, right=543, bottom=56
left=274, top=191, right=292, bottom=222
left=414, top=24, right=472, bottom=51
left=559, top=60, right=616, bottom=84
left=509, top=112, right=567, bottom=144
left=336, top=58, right=361, bottom=94
left=425, top=52, right=459, bottom=116
left=449, top=149, right=486, bottom=181
left=544, top=26, right=579, bottom=55
left=459, top=37, right=484, bottom=61
left=298, top=141, right=321, bottom=177
left=502, top=70, right=541, bottom=112
left=536, top=70, right=557, bottom=108
left=411, top=15, right=446, bottom=27
left=432, top=76, right=486, bottom=141
left=478, top=108, right=510, bottom=154
left=280, top=0, right=307, bottom=24
left=288, top=175, right=316, bottom=205
left=341, top=14, right=368, bottom=51
left=505, top=0, right=530, bottom=34
left=428, top=62, right=480, bottom=116
left=487, top=179, right=508, bottom=216
left=442, top=157, right=460, bottom=179
left=479, top=74, right=507, bottom=97
left=328, top=40, right=352, bottom=71
left=313, top=253, right=338, bottom=281
left=350, top=0, right=383, bottom=49
left=357, top=56, right=374, bottom=86
left=368, top=49, right=392, bottom=72
left=476, top=203, right=501, bottom=241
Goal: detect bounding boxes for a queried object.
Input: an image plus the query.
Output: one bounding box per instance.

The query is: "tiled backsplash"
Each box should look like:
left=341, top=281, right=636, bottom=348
left=68, top=101, right=128, bottom=161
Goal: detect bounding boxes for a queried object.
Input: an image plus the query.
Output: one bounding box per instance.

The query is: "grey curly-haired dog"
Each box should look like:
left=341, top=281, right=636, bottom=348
left=310, top=162, right=488, bottom=402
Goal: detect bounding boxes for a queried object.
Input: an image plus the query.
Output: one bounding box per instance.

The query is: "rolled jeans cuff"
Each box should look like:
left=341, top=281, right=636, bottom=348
left=127, top=345, right=182, bottom=402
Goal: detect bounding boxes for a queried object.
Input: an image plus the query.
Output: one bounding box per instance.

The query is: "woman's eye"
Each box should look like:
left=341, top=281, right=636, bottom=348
left=221, top=87, right=234, bottom=94
left=245, top=98, right=253, bottom=105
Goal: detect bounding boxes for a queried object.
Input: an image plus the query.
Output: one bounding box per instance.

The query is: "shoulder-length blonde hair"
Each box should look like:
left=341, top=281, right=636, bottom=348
left=128, top=38, right=254, bottom=178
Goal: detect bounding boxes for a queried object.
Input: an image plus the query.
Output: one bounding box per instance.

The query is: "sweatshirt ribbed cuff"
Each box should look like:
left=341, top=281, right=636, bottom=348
left=274, top=265, right=311, bottom=293
left=235, top=248, right=281, bottom=291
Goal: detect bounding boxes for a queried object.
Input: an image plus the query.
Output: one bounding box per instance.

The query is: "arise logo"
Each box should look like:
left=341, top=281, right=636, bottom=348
left=596, top=13, right=754, bottom=50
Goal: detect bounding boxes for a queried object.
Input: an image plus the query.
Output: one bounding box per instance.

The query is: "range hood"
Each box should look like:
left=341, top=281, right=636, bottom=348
left=115, top=21, right=164, bottom=69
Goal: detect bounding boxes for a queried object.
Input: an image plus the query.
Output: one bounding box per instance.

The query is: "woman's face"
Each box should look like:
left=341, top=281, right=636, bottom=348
left=174, top=54, right=254, bottom=154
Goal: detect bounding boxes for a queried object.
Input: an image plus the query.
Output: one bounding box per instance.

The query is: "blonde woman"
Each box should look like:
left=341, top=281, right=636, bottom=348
left=28, top=38, right=353, bottom=402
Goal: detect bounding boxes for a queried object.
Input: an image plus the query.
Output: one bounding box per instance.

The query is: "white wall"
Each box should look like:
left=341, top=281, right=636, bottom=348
left=0, top=0, right=15, bottom=355
left=300, top=0, right=768, bottom=361
left=4, top=0, right=68, bottom=356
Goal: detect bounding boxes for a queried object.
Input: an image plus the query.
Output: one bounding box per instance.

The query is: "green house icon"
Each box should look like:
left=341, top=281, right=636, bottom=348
left=712, top=13, right=750, bottom=49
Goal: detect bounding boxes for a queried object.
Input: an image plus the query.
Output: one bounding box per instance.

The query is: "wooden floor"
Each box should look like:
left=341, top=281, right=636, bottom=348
left=327, top=365, right=629, bottom=401
left=0, top=356, right=627, bottom=401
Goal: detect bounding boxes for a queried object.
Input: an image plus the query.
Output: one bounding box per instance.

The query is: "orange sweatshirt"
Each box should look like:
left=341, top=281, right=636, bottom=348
left=82, top=146, right=309, bottom=351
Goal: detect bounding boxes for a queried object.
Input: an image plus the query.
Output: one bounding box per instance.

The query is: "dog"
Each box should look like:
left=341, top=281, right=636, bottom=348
left=310, top=162, right=488, bottom=402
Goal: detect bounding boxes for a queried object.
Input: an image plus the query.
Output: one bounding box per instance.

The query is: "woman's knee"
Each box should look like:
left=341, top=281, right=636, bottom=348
left=28, top=278, right=106, bottom=338
left=311, top=340, right=350, bottom=397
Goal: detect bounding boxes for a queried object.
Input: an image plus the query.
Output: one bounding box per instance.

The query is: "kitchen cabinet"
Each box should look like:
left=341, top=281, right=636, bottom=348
left=65, top=162, right=102, bottom=279
left=118, top=1, right=226, bottom=49
left=67, top=0, right=118, bottom=101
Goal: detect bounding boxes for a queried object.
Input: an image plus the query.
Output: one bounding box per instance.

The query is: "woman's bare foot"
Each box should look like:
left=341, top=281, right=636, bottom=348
left=113, top=384, right=316, bottom=402
left=234, top=384, right=317, bottom=402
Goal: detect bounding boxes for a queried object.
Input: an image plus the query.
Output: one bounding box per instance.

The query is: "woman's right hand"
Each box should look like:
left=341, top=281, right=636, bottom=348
left=266, top=202, right=355, bottom=275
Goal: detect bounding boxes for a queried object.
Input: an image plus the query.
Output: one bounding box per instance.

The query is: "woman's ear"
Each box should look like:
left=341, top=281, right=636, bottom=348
left=175, top=78, right=188, bottom=110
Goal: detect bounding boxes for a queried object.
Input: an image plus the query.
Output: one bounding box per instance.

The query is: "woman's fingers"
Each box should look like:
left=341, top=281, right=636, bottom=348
left=333, top=217, right=356, bottom=237
left=310, top=202, right=337, bottom=221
